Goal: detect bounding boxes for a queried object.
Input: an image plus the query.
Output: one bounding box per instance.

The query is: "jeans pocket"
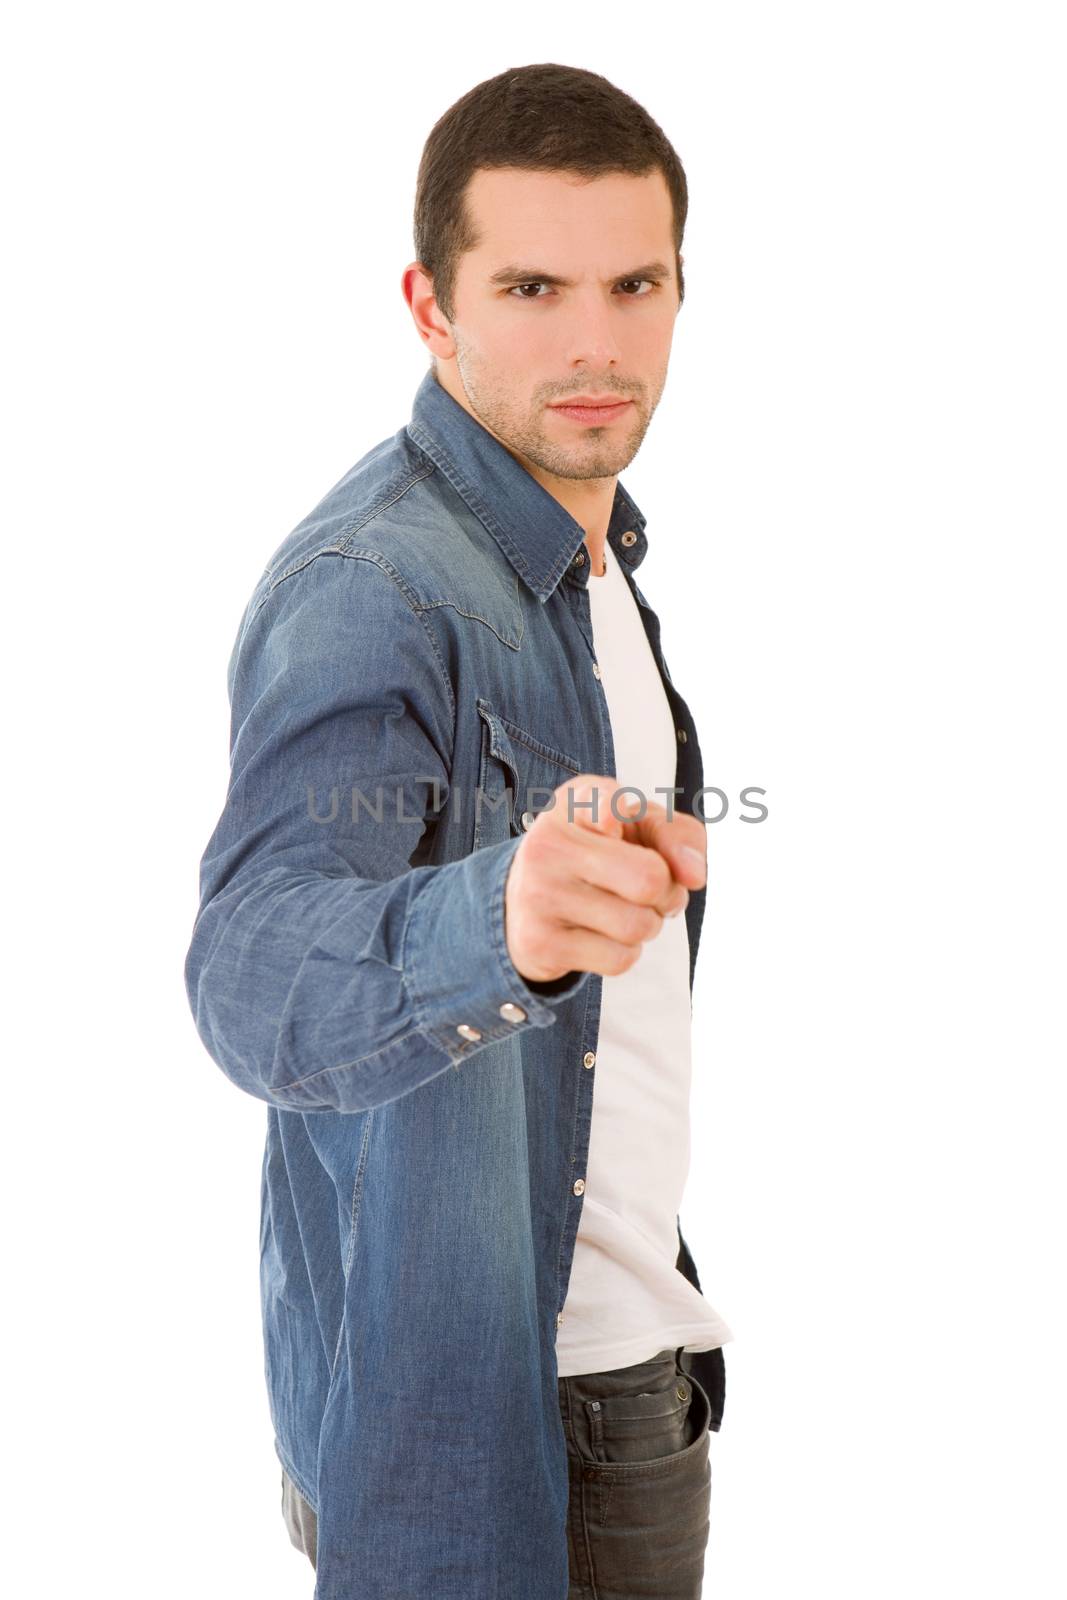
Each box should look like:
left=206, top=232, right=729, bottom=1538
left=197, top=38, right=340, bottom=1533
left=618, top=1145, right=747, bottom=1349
left=573, top=1374, right=713, bottom=1599
left=584, top=1372, right=703, bottom=1466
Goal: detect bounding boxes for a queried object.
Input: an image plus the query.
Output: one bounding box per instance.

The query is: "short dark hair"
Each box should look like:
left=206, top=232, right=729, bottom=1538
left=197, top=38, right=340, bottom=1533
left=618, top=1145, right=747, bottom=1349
left=413, top=63, right=688, bottom=346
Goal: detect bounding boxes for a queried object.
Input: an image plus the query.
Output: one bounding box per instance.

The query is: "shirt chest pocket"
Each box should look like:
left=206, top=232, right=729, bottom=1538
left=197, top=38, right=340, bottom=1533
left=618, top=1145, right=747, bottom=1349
left=473, top=695, right=583, bottom=850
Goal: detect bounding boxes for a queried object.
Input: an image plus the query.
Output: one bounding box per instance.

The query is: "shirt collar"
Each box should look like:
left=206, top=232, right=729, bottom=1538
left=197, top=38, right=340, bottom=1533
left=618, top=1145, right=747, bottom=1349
left=405, top=367, right=649, bottom=604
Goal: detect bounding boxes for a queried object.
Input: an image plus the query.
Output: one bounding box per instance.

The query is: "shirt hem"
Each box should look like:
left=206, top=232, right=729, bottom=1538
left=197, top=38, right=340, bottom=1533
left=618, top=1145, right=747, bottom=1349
left=273, top=1435, right=319, bottom=1517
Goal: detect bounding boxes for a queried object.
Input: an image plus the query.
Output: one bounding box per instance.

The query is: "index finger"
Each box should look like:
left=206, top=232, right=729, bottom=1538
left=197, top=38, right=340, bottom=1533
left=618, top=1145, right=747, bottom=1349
left=614, top=793, right=707, bottom=889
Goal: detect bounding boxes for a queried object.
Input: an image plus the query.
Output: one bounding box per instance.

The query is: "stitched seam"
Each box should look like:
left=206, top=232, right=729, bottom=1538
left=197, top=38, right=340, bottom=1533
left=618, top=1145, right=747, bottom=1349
left=343, top=1110, right=374, bottom=1279
left=248, top=547, right=457, bottom=728
left=416, top=595, right=522, bottom=652
left=398, top=868, right=427, bottom=1034
left=554, top=978, right=596, bottom=1300
left=498, top=717, right=581, bottom=774
left=351, top=552, right=456, bottom=723
left=476, top=696, right=582, bottom=775
left=473, top=705, right=509, bottom=852
left=329, top=1109, right=375, bottom=1382
left=276, top=1440, right=319, bottom=1516
left=264, top=463, right=435, bottom=587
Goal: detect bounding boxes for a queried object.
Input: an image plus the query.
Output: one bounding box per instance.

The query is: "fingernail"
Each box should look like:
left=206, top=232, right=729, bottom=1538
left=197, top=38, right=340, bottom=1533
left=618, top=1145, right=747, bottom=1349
left=679, top=845, right=704, bottom=870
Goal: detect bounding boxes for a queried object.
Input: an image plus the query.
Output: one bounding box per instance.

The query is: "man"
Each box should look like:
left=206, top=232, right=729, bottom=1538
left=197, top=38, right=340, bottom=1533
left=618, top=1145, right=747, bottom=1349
left=184, top=62, right=732, bottom=1600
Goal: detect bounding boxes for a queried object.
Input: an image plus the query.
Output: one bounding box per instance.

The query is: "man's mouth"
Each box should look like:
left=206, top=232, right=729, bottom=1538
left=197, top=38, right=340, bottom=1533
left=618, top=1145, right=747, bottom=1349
left=549, top=400, right=633, bottom=426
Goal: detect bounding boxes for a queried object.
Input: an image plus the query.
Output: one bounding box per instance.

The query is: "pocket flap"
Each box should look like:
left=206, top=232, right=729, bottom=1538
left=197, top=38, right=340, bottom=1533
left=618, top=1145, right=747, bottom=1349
left=474, top=696, right=582, bottom=836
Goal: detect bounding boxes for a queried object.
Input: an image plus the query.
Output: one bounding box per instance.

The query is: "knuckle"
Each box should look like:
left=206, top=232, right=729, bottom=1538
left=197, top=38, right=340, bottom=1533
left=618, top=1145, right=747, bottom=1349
left=640, top=858, right=671, bottom=903
left=616, top=943, right=642, bottom=973
left=628, top=905, right=661, bottom=942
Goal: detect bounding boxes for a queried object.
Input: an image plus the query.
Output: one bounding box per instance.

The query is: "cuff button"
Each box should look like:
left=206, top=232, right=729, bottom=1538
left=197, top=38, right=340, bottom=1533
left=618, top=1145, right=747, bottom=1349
left=499, top=1002, right=527, bottom=1024
left=456, top=1023, right=482, bottom=1042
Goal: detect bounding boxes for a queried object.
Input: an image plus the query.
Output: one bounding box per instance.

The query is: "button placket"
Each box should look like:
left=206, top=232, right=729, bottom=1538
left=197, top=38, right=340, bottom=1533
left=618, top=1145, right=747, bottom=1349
left=552, top=561, right=611, bottom=1334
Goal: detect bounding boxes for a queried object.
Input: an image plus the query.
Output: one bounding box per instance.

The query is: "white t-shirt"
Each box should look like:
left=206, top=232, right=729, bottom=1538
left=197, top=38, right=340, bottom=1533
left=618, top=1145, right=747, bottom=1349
left=555, top=539, right=734, bottom=1376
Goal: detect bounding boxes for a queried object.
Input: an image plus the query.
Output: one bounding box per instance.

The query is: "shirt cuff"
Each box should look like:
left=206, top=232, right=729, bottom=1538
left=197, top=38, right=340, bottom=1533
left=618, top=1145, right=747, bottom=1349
left=404, top=833, right=591, bottom=1065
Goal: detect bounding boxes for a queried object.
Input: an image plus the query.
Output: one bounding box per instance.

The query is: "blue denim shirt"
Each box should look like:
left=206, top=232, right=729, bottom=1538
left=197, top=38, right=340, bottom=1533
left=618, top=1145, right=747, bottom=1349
left=184, top=367, right=727, bottom=1599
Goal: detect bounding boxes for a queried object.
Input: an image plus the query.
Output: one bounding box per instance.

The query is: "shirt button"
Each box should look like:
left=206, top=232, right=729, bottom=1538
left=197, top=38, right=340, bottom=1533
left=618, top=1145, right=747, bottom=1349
left=520, top=810, right=535, bottom=830
left=572, top=549, right=585, bottom=565
left=572, top=1178, right=586, bottom=1195
left=676, top=1382, right=688, bottom=1401
left=677, top=727, right=688, bottom=743
left=591, top=662, right=602, bottom=680
left=583, top=1051, right=596, bottom=1069
left=499, top=1002, right=527, bottom=1024
left=455, top=1023, right=482, bottom=1042
left=556, top=1310, right=564, bottom=1328
left=621, top=530, right=638, bottom=547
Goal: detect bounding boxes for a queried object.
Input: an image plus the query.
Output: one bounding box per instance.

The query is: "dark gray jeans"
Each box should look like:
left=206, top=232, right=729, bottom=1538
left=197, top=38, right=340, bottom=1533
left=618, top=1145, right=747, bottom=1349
left=282, top=1344, right=712, bottom=1598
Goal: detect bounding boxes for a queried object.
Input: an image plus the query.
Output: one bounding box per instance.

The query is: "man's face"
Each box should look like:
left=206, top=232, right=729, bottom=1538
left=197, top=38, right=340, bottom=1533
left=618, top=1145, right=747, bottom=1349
left=438, top=166, right=680, bottom=483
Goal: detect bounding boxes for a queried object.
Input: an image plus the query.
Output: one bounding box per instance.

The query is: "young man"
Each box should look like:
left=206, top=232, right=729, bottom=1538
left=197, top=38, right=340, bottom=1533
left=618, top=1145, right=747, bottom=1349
left=185, top=62, right=732, bottom=1600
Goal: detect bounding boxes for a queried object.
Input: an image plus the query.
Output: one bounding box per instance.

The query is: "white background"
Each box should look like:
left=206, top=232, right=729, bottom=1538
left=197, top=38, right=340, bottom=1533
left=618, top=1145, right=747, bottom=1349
left=5, top=3, right=1064, bottom=1595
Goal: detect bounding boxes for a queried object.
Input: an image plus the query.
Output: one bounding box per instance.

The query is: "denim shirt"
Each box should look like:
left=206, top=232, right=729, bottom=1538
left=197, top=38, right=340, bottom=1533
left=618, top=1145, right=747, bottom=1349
left=184, top=367, right=727, bottom=1600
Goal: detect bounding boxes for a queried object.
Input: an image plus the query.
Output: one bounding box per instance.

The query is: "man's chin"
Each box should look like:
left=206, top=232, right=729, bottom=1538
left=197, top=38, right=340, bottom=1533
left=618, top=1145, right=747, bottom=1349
left=520, top=433, right=637, bottom=479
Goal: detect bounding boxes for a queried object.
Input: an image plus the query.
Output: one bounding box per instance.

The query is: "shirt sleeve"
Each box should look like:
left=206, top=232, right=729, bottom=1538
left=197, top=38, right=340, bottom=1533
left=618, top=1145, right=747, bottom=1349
left=183, top=549, right=590, bottom=1113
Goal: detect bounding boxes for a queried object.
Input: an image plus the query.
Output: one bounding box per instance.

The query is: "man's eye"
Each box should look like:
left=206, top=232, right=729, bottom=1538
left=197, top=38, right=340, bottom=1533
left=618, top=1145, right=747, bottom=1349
left=506, top=279, right=657, bottom=300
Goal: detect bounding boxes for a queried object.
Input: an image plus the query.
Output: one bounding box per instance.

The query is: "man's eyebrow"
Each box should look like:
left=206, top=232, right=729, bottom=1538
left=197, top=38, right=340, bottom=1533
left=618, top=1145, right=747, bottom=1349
left=488, top=260, right=673, bottom=288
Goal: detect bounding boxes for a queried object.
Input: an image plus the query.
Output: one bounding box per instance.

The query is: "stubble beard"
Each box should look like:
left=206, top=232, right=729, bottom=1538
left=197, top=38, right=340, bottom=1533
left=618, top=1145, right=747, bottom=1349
left=453, top=339, right=660, bottom=484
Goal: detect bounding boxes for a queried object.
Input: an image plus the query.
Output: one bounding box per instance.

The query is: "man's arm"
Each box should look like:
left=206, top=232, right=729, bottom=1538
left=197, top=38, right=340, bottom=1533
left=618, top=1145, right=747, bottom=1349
left=183, top=549, right=589, bottom=1114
